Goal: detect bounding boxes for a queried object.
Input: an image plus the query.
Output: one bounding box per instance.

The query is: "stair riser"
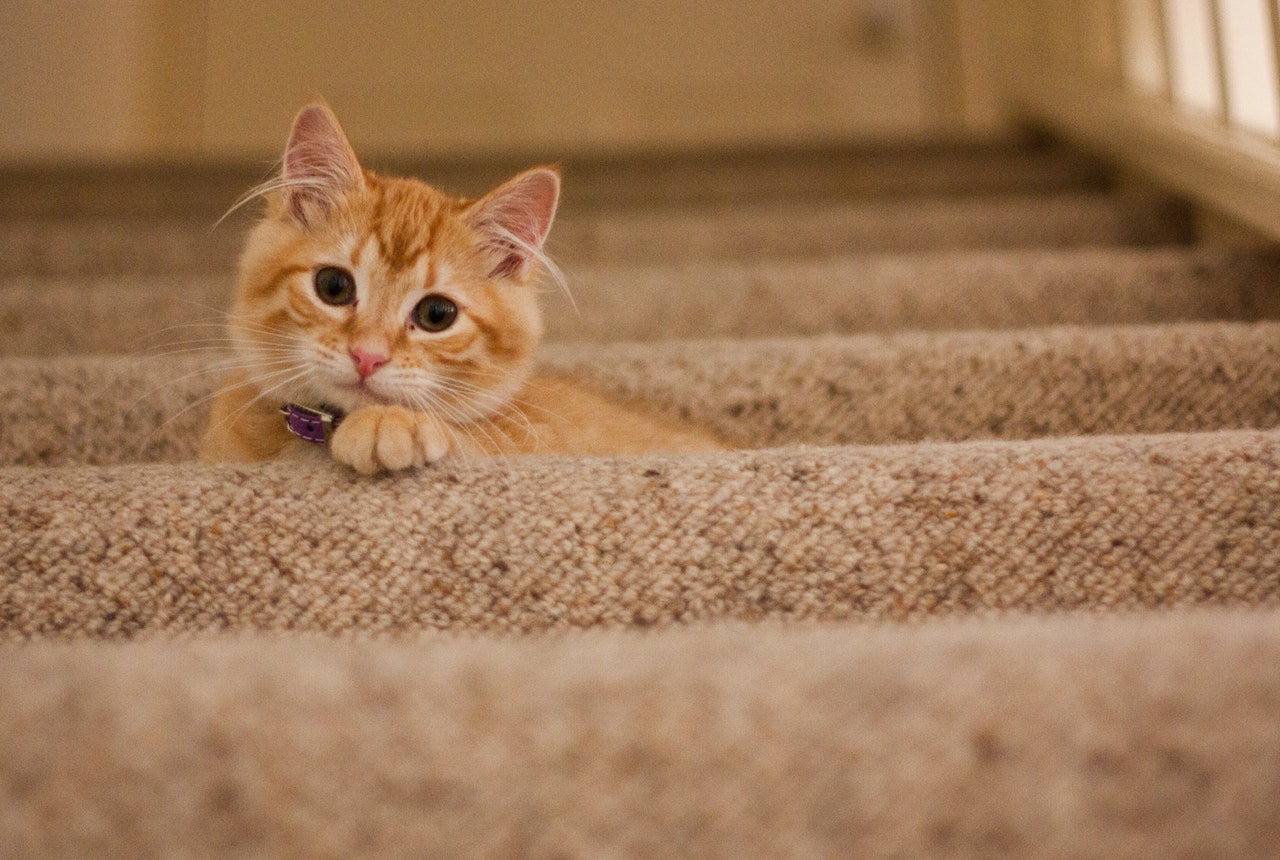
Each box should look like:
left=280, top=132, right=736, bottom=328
left=0, top=194, right=1191, bottom=278
left=3, top=249, right=1279, bottom=355
left=0, top=145, right=1106, bottom=218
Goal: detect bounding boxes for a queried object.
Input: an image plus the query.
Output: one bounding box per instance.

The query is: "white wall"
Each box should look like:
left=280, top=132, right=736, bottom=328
left=0, top=0, right=994, bottom=164
left=1, top=1, right=157, bottom=160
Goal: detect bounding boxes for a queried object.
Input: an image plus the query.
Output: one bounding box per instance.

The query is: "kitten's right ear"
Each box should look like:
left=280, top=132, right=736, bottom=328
left=465, top=167, right=561, bottom=282
left=280, top=102, right=365, bottom=225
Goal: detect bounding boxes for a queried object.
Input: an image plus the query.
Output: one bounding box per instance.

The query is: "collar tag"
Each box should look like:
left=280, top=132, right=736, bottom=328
left=280, top=403, right=344, bottom=444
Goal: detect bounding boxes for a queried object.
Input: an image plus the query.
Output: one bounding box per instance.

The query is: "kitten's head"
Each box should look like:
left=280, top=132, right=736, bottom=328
left=230, top=101, right=561, bottom=421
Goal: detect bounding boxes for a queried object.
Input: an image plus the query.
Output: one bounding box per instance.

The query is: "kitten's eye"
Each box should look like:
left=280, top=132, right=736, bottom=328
left=314, top=266, right=356, bottom=306
left=412, top=295, right=458, bottom=332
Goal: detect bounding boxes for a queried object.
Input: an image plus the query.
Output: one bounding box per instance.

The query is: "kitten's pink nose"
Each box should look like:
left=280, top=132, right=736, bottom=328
left=350, top=347, right=389, bottom=380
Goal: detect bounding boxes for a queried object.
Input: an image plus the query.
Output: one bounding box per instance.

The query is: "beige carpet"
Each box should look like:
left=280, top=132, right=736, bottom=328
left=5, top=613, right=1280, bottom=858
left=2, top=142, right=1279, bottom=856
left=7, top=247, right=1280, bottom=354
left=0, top=190, right=1190, bottom=278
left=0, top=140, right=1106, bottom=218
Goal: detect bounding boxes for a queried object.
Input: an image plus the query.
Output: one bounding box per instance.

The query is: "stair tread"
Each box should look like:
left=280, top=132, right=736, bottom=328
left=3, top=428, right=1277, bottom=637
left=4, top=138, right=1280, bottom=854
left=4, top=610, right=1277, bottom=855
left=4, top=321, right=1278, bottom=466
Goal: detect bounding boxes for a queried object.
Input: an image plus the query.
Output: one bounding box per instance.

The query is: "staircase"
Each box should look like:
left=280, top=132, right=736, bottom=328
left=3, top=140, right=1280, bottom=856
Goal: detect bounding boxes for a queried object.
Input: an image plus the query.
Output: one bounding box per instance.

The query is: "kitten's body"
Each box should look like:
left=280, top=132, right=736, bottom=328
left=202, top=371, right=720, bottom=465
left=199, top=103, right=721, bottom=472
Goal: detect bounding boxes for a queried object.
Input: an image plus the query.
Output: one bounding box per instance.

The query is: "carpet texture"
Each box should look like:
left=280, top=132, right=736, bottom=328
left=4, top=321, right=1280, bottom=465
left=4, top=612, right=1280, bottom=858
left=4, top=429, right=1278, bottom=639
left=6, top=247, right=1280, bottom=355
left=0, top=140, right=1106, bottom=218
left=2, top=141, right=1279, bottom=856
left=0, top=191, right=1190, bottom=278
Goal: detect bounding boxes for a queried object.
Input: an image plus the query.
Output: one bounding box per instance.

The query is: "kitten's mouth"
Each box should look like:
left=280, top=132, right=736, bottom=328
left=343, top=379, right=387, bottom=399
left=295, top=372, right=383, bottom=412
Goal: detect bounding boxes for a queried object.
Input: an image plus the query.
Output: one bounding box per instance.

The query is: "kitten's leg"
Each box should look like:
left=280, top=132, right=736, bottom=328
left=330, top=405, right=455, bottom=474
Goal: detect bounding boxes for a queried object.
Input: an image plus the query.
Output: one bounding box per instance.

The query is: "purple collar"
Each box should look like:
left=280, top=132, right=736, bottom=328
left=280, top=403, right=345, bottom=444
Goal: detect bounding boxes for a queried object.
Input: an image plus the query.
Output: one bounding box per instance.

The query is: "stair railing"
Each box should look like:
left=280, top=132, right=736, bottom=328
left=991, top=0, right=1280, bottom=239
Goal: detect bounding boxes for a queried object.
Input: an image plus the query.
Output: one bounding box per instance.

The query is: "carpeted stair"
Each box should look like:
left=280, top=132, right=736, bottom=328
left=2, top=142, right=1279, bottom=856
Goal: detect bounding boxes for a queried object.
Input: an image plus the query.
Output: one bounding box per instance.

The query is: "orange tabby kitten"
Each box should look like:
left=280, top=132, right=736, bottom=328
left=199, top=102, right=722, bottom=473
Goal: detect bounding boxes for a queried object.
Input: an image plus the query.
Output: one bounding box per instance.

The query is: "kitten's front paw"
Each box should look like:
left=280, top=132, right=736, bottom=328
left=330, top=405, right=452, bottom=474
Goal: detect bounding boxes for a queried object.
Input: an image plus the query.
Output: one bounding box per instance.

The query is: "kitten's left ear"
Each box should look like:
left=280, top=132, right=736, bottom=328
left=281, top=101, right=366, bottom=225
left=465, top=167, right=560, bottom=281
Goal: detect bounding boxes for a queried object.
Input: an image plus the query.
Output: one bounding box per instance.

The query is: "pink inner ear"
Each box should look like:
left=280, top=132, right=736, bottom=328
left=503, top=170, right=560, bottom=247
left=282, top=104, right=363, bottom=222
left=472, top=169, right=560, bottom=277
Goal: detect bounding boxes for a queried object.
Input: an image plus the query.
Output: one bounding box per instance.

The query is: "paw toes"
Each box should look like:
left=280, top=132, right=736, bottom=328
left=416, top=420, right=452, bottom=462
left=333, top=436, right=378, bottom=475
left=331, top=415, right=378, bottom=474
left=330, top=407, right=454, bottom=473
left=376, top=422, right=419, bottom=471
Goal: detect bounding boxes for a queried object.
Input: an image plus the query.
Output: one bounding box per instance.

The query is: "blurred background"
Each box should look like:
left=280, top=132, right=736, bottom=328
left=5, top=1, right=1279, bottom=238
left=0, top=0, right=1007, bottom=165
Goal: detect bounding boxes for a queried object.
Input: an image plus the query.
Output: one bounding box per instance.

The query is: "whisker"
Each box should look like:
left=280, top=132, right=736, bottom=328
left=136, top=344, right=299, bottom=363
left=434, top=379, right=543, bottom=445
left=440, top=374, right=567, bottom=428
left=424, top=392, right=509, bottom=457
left=469, top=215, right=576, bottom=317
left=126, top=352, right=301, bottom=419
left=212, top=365, right=317, bottom=435
left=424, top=386, right=518, bottom=459
left=127, top=318, right=307, bottom=361
left=403, top=390, right=478, bottom=468
left=441, top=387, right=543, bottom=455
left=211, top=161, right=287, bottom=230
left=144, top=362, right=311, bottom=448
